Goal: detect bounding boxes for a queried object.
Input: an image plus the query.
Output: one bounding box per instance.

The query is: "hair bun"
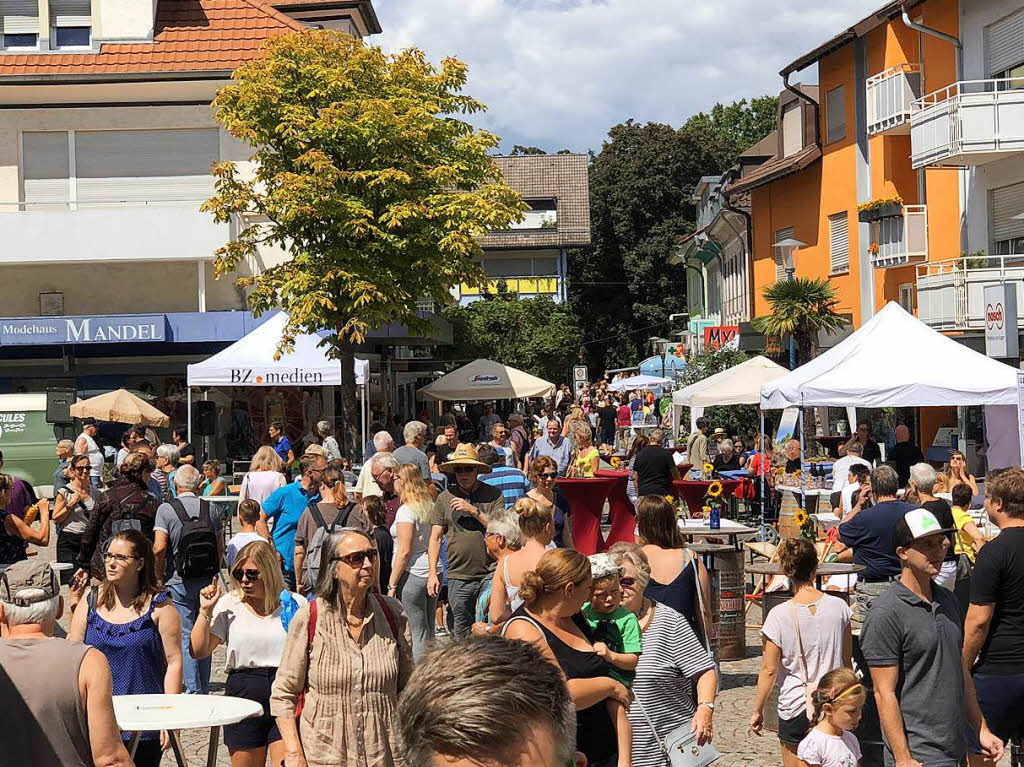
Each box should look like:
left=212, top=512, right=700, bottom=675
left=518, top=570, right=545, bottom=606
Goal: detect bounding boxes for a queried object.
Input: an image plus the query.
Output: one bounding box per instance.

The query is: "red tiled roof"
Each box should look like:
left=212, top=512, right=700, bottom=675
left=0, top=0, right=306, bottom=77
left=725, top=145, right=822, bottom=195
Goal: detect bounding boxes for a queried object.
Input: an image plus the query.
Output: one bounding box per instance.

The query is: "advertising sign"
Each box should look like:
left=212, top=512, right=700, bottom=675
left=0, top=315, right=166, bottom=346
left=984, top=283, right=1018, bottom=358
left=703, top=325, right=740, bottom=351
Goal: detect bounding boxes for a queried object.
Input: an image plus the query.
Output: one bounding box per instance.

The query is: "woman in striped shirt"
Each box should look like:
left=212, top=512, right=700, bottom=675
left=608, top=542, right=718, bottom=767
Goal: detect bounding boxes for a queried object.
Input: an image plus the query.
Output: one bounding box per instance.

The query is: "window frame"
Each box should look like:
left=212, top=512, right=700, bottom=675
left=828, top=211, right=850, bottom=274
left=825, top=85, right=846, bottom=144
left=898, top=283, right=915, bottom=314
left=53, top=24, right=90, bottom=49
left=2, top=32, right=38, bottom=49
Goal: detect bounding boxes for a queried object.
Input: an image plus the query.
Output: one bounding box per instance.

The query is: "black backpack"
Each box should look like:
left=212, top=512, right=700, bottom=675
left=170, top=499, right=220, bottom=579
left=302, top=502, right=354, bottom=591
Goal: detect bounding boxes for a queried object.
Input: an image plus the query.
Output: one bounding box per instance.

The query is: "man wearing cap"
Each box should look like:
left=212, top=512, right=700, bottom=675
left=75, top=416, right=104, bottom=487
left=963, top=468, right=1024, bottom=763
left=427, top=443, right=504, bottom=638
left=0, top=560, right=133, bottom=767
left=861, top=508, right=1002, bottom=767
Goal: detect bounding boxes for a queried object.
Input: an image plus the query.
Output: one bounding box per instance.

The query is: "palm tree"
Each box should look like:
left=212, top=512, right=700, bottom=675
left=752, top=277, right=847, bottom=367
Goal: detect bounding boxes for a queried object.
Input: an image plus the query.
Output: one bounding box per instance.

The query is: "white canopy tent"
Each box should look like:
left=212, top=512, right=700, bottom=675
left=672, top=356, right=789, bottom=434
left=418, top=359, right=554, bottom=401
left=608, top=374, right=672, bottom=392
left=186, top=312, right=370, bottom=447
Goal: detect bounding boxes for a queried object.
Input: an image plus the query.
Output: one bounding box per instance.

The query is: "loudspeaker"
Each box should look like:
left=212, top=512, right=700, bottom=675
left=46, top=388, right=75, bottom=424
left=192, top=401, right=216, bottom=436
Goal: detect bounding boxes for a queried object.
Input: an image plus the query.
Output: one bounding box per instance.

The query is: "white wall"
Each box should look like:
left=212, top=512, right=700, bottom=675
left=95, top=0, right=157, bottom=41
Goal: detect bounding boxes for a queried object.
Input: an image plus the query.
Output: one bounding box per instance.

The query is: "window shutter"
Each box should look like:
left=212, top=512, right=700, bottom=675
left=74, top=128, right=219, bottom=203
left=782, top=104, right=802, bottom=157
left=826, top=86, right=846, bottom=143
left=22, top=131, right=69, bottom=205
left=2, top=0, right=38, bottom=33
left=50, top=0, right=90, bottom=27
left=828, top=212, right=850, bottom=273
left=985, top=9, right=1024, bottom=77
left=991, top=181, right=1024, bottom=245
left=774, top=226, right=794, bottom=281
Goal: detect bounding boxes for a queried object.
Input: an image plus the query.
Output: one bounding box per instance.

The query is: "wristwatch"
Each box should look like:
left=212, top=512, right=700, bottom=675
left=697, top=701, right=715, bottom=711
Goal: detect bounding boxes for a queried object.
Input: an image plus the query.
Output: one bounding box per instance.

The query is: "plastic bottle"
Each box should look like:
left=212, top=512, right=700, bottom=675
left=280, top=590, right=299, bottom=633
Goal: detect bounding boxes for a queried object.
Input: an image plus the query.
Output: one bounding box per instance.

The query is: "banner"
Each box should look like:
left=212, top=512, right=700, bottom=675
left=703, top=325, right=740, bottom=351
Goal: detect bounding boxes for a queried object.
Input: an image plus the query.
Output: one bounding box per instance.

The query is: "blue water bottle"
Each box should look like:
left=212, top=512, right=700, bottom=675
left=280, top=590, right=299, bottom=632
left=709, top=504, right=721, bottom=530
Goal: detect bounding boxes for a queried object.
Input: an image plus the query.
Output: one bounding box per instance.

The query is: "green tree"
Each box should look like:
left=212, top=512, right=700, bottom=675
left=570, top=96, right=778, bottom=374
left=442, top=285, right=581, bottom=384
left=752, top=278, right=848, bottom=367
left=203, top=31, right=526, bottom=456
left=676, top=347, right=760, bottom=437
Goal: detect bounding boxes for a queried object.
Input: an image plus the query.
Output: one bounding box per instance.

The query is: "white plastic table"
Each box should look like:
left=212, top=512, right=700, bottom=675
left=114, top=694, right=262, bottom=767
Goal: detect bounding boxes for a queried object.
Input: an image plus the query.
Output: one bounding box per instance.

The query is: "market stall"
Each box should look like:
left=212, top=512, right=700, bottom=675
left=672, top=355, right=788, bottom=434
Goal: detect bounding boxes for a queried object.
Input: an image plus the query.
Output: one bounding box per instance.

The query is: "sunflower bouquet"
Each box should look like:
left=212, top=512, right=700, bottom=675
left=793, top=508, right=817, bottom=540
left=702, top=479, right=726, bottom=527
left=610, top=456, right=621, bottom=469
left=702, top=462, right=715, bottom=480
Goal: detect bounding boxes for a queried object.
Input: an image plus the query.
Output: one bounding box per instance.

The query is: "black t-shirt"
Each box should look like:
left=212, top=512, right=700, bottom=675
left=713, top=453, right=741, bottom=472
left=861, top=439, right=882, bottom=464
left=971, top=527, right=1024, bottom=674
left=633, top=445, right=675, bottom=496
left=920, top=498, right=957, bottom=562
left=785, top=457, right=802, bottom=473
left=435, top=443, right=457, bottom=477
left=597, top=405, right=618, bottom=432
left=889, top=441, right=924, bottom=485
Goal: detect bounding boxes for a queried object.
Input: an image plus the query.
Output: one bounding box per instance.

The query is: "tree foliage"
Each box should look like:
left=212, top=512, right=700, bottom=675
left=676, top=347, right=760, bottom=437
left=203, top=31, right=526, bottom=454
left=569, top=96, right=778, bottom=374
left=752, top=278, right=848, bottom=367
left=442, top=285, right=582, bottom=384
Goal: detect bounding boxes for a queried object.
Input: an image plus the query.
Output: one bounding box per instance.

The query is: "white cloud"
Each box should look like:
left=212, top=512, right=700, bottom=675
left=373, top=0, right=885, bottom=153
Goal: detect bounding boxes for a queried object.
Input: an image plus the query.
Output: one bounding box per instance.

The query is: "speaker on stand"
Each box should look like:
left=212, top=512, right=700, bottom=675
left=192, top=400, right=216, bottom=463
left=46, top=388, right=76, bottom=441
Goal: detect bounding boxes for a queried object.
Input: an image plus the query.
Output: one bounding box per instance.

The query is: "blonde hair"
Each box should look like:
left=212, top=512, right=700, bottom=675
left=810, top=667, right=863, bottom=725
left=514, top=496, right=553, bottom=539
left=250, top=445, right=284, bottom=473
left=397, top=464, right=434, bottom=523
left=518, top=549, right=591, bottom=607
left=230, top=540, right=286, bottom=614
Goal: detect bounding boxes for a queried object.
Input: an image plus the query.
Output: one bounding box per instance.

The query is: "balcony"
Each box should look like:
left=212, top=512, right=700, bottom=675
left=0, top=200, right=227, bottom=265
left=869, top=204, right=927, bottom=268
left=917, top=255, right=1024, bottom=330
left=911, top=78, right=1024, bottom=168
left=867, top=64, right=922, bottom=136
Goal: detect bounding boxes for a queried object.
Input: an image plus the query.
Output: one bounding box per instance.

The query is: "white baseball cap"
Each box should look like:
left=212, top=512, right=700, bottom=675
left=893, top=508, right=955, bottom=550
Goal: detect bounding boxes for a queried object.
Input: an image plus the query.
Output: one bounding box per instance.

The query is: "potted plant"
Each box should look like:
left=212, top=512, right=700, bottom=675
left=857, top=195, right=904, bottom=223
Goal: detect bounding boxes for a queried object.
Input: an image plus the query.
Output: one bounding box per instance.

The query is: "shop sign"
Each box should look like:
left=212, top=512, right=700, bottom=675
left=984, top=283, right=1018, bottom=358
left=467, top=374, right=501, bottom=386
left=0, top=315, right=166, bottom=346
left=230, top=368, right=325, bottom=385
left=703, top=325, right=740, bottom=351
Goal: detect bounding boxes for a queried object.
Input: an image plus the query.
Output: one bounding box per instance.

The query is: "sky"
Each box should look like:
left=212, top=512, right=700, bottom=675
left=374, top=0, right=886, bottom=154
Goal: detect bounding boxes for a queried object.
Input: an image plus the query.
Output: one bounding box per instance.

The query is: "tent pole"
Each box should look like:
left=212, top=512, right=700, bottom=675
left=187, top=387, right=192, bottom=445
left=361, top=383, right=367, bottom=459
left=759, top=409, right=765, bottom=541
left=799, top=407, right=806, bottom=507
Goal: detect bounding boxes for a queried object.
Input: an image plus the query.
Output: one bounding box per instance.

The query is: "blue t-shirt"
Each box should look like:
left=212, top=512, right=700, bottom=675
left=273, top=435, right=293, bottom=462
left=838, top=499, right=915, bottom=581
left=262, top=482, right=321, bottom=574
left=480, top=467, right=532, bottom=510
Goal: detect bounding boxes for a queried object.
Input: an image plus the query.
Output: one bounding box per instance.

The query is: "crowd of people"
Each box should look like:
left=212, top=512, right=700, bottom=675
left=5, top=387, right=1024, bottom=767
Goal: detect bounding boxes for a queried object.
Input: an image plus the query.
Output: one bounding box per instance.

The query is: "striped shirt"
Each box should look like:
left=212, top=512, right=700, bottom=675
left=480, top=467, right=532, bottom=510
left=628, top=602, right=715, bottom=767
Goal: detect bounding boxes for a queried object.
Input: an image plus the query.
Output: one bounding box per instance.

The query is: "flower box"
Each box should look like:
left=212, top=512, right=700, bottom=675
left=858, top=202, right=902, bottom=223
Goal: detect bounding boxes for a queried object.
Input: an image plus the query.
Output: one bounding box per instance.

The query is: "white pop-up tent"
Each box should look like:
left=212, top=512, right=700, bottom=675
left=418, top=359, right=554, bottom=401
left=608, top=374, right=672, bottom=392
left=760, top=301, right=1018, bottom=410
left=672, top=355, right=789, bottom=434
left=186, top=312, right=370, bottom=445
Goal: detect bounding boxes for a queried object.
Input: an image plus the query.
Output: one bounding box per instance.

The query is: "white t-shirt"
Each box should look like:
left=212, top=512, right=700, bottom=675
left=239, top=471, right=287, bottom=508
left=210, top=592, right=308, bottom=671
left=831, top=456, right=870, bottom=492
left=761, top=595, right=852, bottom=720
left=797, top=727, right=861, bottom=767
left=389, top=503, right=432, bottom=578
left=840, top=483, right=861, bottom=516
left=226, top=531, right=267, bottom=569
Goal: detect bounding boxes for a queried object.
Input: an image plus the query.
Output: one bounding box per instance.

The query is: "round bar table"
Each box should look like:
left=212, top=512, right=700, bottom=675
left=671, top=478, right=742, bottom=517
left=555, top=477, right=615, bottom=555
left=594, top=469, right=635, bottom=547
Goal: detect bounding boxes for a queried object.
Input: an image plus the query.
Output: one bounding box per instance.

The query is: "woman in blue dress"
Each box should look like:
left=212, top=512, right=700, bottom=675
left=69, top=529, right=182, bottom=767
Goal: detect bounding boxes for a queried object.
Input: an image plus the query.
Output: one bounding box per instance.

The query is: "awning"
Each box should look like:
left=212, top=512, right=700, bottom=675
left=418, top=359, right=554, bottom=401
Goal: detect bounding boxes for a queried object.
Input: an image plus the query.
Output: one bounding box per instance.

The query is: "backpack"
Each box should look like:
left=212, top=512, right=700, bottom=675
left=302, top=501, right=354, bottom=591
left=170, top=499, right=220, bottom=579
left=100, top=490, right=148, bottom=554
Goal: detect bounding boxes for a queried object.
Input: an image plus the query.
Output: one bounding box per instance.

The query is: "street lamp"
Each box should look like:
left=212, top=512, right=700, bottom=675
left=649, top=336, right=669, bottom=378
left=772, top=236, right=806, bottom=369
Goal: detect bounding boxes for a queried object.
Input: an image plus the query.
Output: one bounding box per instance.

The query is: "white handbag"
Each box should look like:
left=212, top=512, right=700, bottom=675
left=633, top=696, right=721, bottom=767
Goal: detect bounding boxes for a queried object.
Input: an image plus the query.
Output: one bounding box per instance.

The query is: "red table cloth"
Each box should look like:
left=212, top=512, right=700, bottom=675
left=671, top=478, right=743, bottom=518
left=555, top=477, right=615, bottom=555
left=595, top=470, right=635, bottom=547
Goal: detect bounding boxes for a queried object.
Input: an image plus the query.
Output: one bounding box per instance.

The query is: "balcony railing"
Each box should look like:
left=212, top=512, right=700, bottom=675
left=460, top=276, right=560, bottom=297
left=867, top=63, right=922, bottom=136
left=0, top=199, right=228, bottom=266
left=870, top=204, right=927, bottom=268
left=910, top=77, right=1024, bottom=168
left=916, top=254, right=1024, bottom=330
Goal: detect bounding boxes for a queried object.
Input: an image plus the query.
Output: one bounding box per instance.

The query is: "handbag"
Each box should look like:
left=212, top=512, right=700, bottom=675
left=633, top=694, right=720, bottom=767
left=789, top=601, right=816, bottom=720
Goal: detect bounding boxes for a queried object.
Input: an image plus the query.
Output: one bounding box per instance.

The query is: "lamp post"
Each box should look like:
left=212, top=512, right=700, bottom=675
left=772, top=236, right=806, bottom=370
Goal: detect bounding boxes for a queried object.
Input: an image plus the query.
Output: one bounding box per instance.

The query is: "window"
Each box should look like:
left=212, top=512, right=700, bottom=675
left=774, top=226, right=794, bottom=281
left=50, top=0, right=89, bottom=48
left=22, top=131, right=70, bottom=207
left=826, top=86, right=846, bottom=143
left=985, top=9, right=1024, bottom=78
left=828, top=212, right=850, bottom=273
left=508, top=198, right=558, bottom=230
left=899, top=284, right=915, bottom=313
left=2, top=0, right=38, bottom=48
left=990, top=181, right=1024, bottom=256
left=54, top=25, right=88, bottom=47
left=782, top=103, right=803, bottom=157
left=3, top=31, right=35, bottom=47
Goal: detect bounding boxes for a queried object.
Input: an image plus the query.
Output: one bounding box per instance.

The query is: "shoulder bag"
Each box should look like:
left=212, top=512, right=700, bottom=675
left=633, top=694, right=721, bottom=767
left=789, top=601, right=816, bottom=719
left=688, top=550, right=720, bottom=697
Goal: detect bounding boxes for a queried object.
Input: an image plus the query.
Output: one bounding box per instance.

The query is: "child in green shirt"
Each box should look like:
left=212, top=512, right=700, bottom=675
left=582, top=553, right=643, bottom=767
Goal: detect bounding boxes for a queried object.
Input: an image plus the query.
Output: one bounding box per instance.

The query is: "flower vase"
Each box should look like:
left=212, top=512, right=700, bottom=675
left=709, top=505, right=721, bottom=529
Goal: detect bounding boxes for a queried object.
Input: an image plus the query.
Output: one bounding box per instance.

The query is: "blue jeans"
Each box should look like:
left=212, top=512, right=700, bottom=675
left=168, top=578, right=212, bottom=694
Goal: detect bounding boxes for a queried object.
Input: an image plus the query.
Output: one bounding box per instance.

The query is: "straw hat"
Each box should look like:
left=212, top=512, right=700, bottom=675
left=440, top=443, right=491, bottom=472
left=713, top=428, right=727, bottom=437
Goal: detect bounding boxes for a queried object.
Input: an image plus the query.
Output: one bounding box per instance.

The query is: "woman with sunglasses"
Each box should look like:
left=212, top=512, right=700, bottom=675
left=526, top=455, right=572, bottom=548
left=200, top=459, right=228, bottom=497
left=68, top=529, right=182, bottom=767
left=607, top=542, right=717, bottom=766
left=271, top=528, right=413, bottom=767
left=489, top=497, right=554, bottom=624
left=943, top=449, right=979, bottom=498
left=190, top=540, right=304, bottom=767
left=52, top=455, right=101, bottom=585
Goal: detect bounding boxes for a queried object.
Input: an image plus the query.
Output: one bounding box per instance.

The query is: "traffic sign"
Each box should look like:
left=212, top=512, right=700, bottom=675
left=573, top=365, right=588, bottom=383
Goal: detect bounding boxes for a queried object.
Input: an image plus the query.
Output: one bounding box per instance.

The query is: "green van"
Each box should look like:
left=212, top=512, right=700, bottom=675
left=0, top=393, right=66, bottom=491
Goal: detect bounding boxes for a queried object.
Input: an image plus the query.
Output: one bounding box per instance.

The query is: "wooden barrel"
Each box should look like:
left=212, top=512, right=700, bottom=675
left=714, top=550, right=746, bottom=661
left=778, top=490, right=802, bottom=538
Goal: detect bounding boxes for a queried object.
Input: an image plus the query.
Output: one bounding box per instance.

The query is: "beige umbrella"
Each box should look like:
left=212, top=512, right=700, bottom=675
left=69, top=388, right=171, bottom=427
left=418, top=359, right=555, bottom=401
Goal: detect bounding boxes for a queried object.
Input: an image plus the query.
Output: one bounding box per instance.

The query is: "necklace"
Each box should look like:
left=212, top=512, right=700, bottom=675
left=638, top=598, right=655, bottom=632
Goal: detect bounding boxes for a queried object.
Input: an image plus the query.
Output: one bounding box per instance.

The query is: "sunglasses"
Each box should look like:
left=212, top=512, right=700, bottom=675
left=619, top=576, right=637, bottom=588
left=72, top=465, right=91, bottom=473
left=539, top=472, right=558, bottom=480
left=454, top=466, right=477, bottom=474
left=232, top=568, right=261, bottom=582
left=334, top=549, right=379, bottom=568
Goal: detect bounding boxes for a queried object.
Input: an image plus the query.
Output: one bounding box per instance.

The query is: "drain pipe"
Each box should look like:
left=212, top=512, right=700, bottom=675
left=901, top=8, right=962, bottom=80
